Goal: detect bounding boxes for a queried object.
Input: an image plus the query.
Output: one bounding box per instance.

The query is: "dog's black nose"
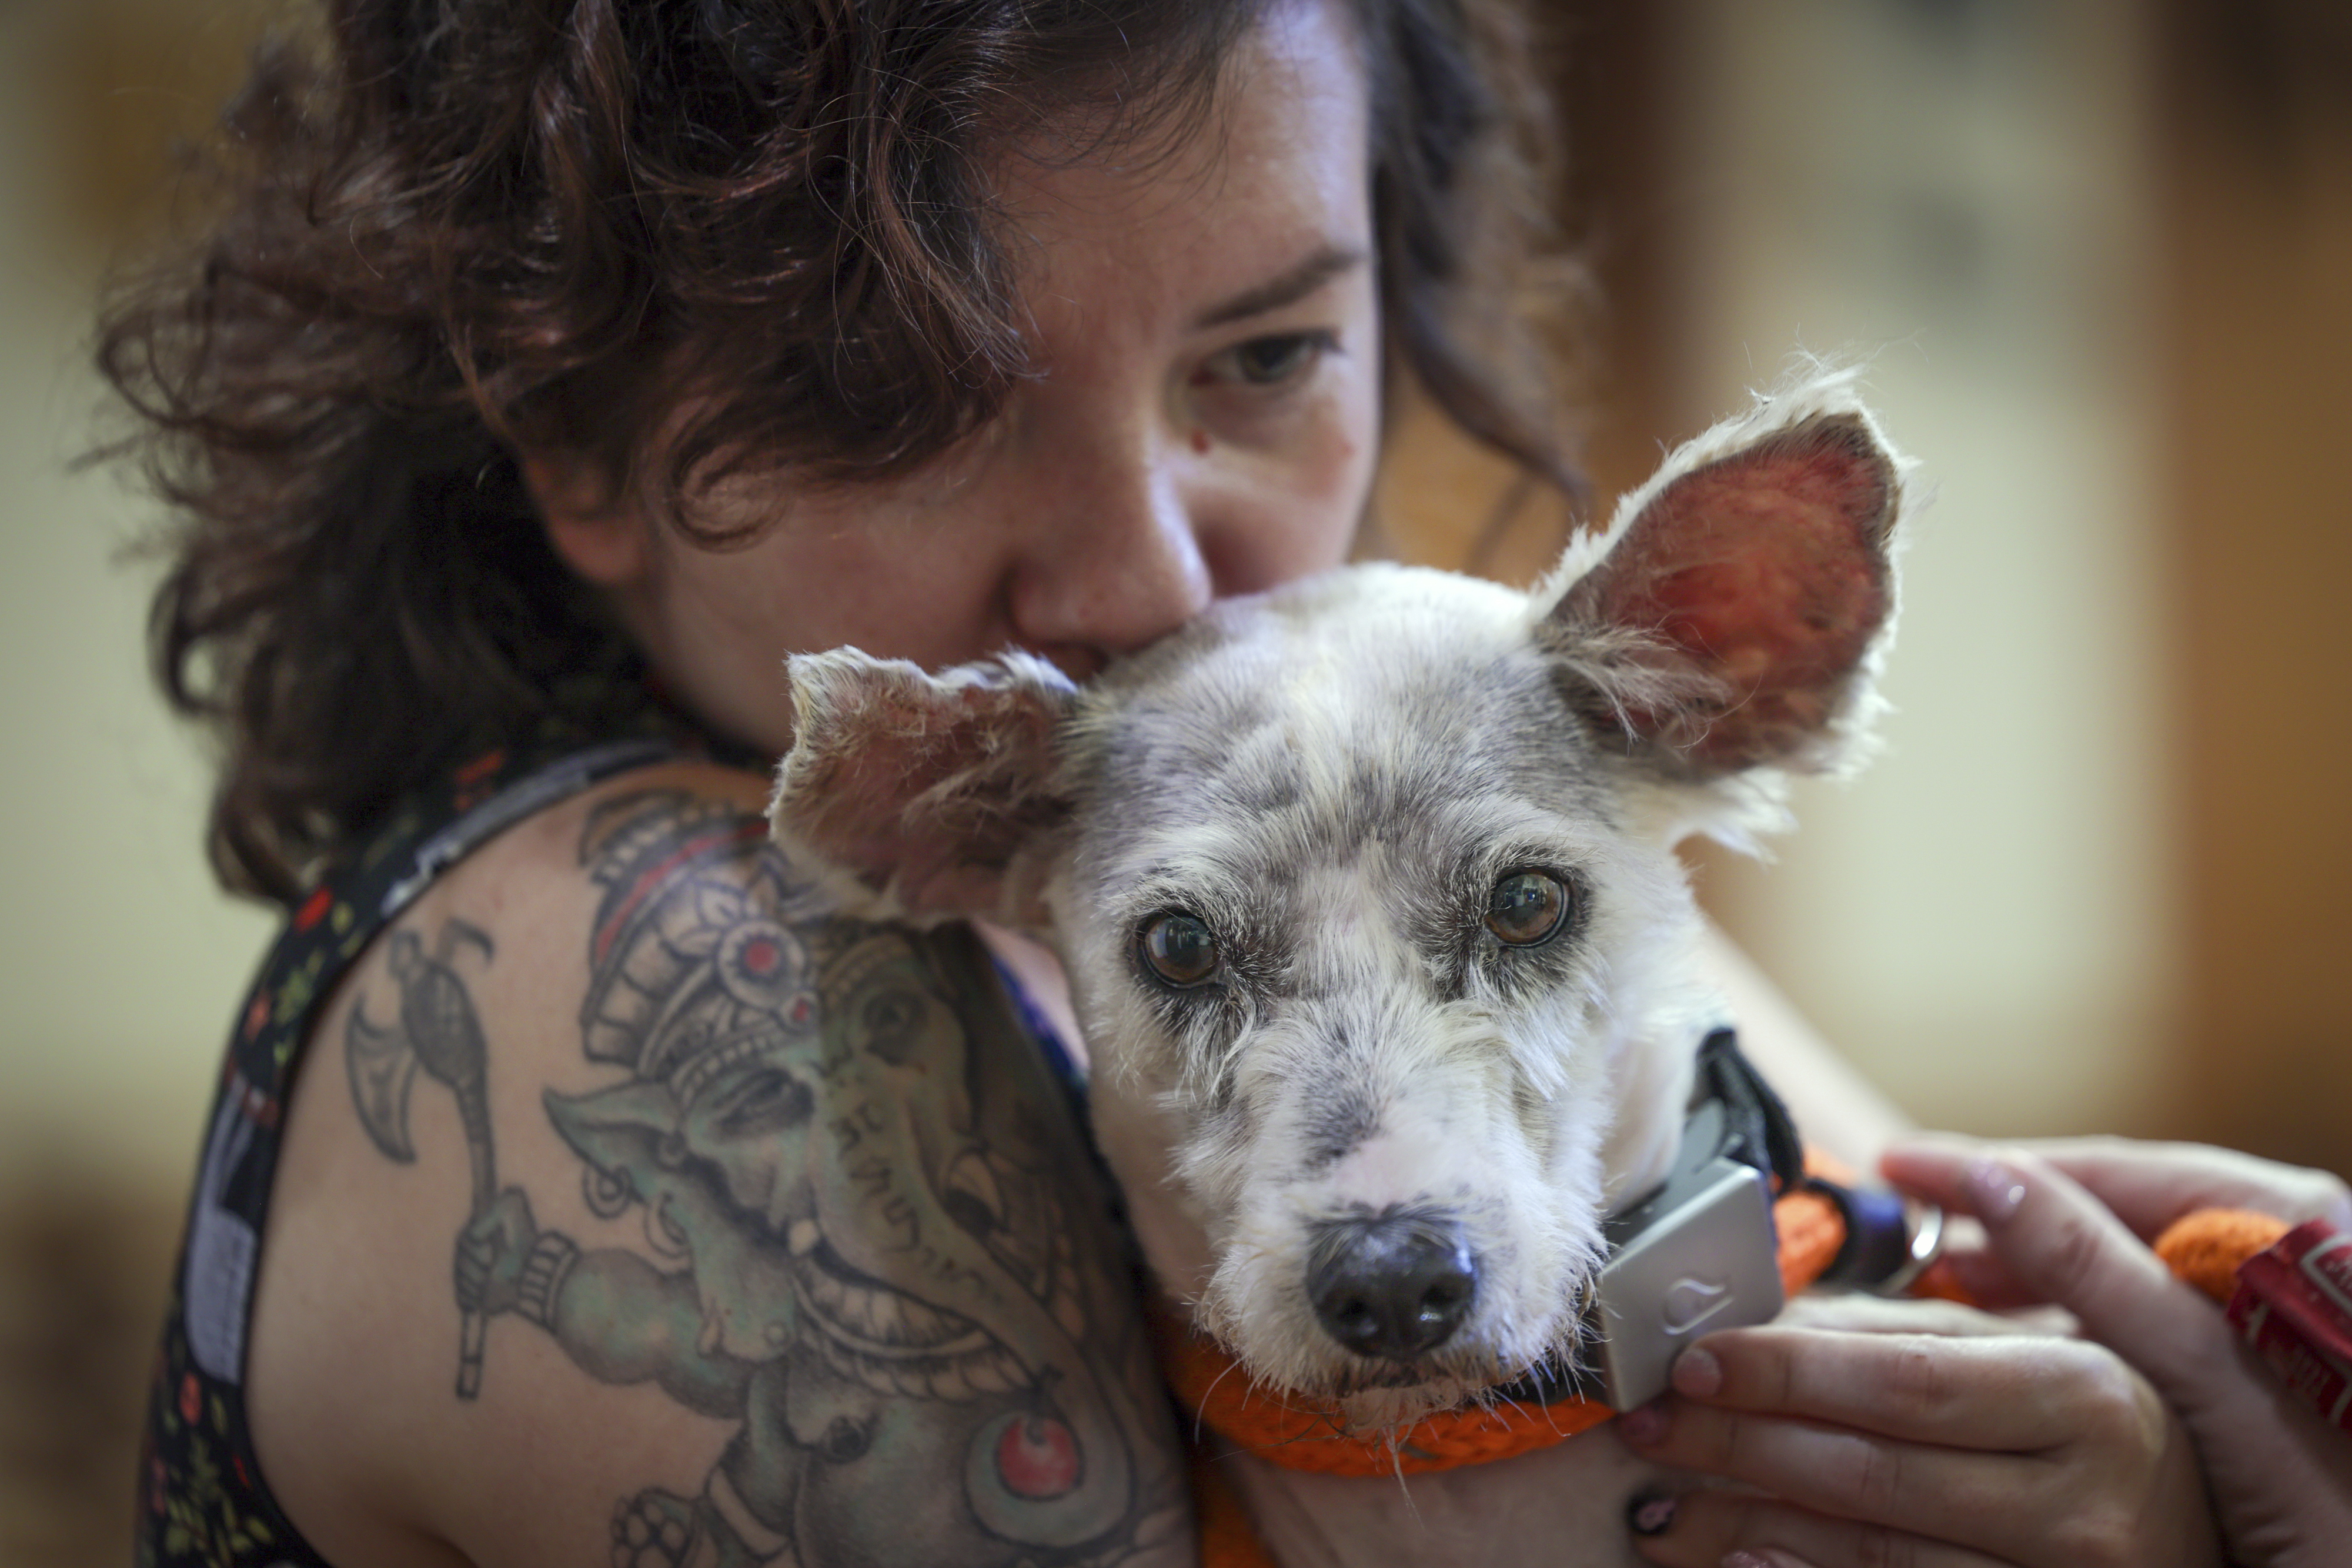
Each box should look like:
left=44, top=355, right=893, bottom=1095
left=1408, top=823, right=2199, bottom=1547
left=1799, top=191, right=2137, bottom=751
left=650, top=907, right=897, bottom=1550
left=1306, top=1211, right=1477, bottom=1362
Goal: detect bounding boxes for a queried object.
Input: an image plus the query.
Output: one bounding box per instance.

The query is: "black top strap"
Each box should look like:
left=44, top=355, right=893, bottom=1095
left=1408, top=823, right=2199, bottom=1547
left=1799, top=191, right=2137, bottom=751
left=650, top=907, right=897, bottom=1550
left=1690, top=1027, right=1808, bottom=1194
left=1693, top=1027, right=1918, bottom=1290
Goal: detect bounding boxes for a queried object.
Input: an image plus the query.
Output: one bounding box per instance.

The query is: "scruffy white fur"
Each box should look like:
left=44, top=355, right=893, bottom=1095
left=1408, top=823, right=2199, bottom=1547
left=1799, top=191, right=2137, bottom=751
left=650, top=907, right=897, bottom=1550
left=773, top=370, right=1912, bottom=1563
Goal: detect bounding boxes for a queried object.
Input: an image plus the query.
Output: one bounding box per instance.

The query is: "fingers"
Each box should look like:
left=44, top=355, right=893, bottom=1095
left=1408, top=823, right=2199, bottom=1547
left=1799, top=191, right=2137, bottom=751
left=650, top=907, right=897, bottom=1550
left=1620, top=1392, right=2064, bottom=1562
left=1885, top=1145, right=2233, bottom=1410
left=1621, top=1338, right=2217, bottom=1568
left=2033, top=1139, right=2352, bottom=1235
left=1631, top=1489, right=2012, bottom=1568
left=1773, top=1290, right=2068, bottom=1341
left=1618, top=1316, right=2214, bottom=1566
left=1884, top=1134, right=2352, bottom=1239
left=1638, top=1323, right=2133, bottom=1450
left=1887, top=1138, right=2352, bottom=1564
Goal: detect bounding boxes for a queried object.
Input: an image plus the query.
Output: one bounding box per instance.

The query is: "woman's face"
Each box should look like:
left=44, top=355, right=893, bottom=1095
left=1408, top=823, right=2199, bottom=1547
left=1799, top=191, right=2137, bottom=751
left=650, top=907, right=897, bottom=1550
left=534, top=0, right=1379, bottom=755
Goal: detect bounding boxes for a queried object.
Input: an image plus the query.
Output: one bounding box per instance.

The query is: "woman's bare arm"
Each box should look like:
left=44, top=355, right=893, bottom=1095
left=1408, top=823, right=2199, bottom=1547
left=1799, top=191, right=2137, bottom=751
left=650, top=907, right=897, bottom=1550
left=246, top=763, right=1191, bottom=1568
left=1695, top=920, right=1913, bottom=1172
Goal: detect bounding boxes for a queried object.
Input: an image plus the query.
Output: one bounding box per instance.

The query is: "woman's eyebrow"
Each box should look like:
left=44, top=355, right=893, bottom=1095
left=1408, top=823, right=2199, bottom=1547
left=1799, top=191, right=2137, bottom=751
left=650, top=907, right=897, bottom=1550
left=1190, top=244, right=1368, bottom=331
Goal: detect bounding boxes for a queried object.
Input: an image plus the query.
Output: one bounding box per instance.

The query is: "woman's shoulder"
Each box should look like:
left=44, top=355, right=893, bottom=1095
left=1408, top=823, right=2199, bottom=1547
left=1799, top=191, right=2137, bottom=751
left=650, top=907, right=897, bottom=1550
left=243, top=757, right=1193, bottom=1568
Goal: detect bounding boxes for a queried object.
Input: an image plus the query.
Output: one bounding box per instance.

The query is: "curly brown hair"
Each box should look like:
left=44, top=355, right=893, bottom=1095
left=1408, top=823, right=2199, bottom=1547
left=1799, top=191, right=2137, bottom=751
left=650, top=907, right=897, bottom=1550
left=99, top=0, right=1577, bottom=907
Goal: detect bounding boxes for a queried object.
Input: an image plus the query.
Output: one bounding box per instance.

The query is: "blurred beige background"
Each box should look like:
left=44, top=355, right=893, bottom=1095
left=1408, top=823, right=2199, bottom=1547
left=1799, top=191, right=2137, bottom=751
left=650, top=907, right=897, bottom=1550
left=1, top=3, right=284, bottom=1562
left=2, top=0, right=2347, bottom=1562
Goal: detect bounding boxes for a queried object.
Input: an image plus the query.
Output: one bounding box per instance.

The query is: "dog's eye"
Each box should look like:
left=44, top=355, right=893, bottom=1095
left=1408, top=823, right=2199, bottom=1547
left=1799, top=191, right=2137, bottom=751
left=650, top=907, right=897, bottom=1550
left=1138, top=912, right=1221, bottom=987
left=1486, top=871, right=1571, bottom=946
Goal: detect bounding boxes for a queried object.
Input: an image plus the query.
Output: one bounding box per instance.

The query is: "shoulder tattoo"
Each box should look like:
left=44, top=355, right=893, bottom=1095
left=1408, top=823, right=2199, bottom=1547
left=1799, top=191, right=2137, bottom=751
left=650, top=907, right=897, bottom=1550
left=343, top=787, right=1191, bottom=1567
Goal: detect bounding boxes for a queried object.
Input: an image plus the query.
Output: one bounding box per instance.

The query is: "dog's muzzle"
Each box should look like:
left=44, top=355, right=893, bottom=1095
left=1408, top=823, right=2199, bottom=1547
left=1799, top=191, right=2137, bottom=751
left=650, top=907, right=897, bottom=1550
left=1305, top=1208, right=1477, bottom=1362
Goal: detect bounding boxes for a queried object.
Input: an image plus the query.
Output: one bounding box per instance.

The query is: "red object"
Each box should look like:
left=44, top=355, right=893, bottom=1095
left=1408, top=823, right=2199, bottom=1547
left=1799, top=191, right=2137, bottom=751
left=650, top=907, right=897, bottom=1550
left=293, top=886, right=335, bottom=932
left=2226, top=1219, right=2352, bottom=1432
left=453, top=748, right=507, bottom=787
left=995, top=1415, right=1081, bottom=1500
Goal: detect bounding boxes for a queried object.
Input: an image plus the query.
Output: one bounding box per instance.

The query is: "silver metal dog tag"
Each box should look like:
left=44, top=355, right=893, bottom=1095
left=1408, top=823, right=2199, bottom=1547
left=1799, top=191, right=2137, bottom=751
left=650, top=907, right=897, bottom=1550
left=1588, top=1156, right=1784, bottom=1410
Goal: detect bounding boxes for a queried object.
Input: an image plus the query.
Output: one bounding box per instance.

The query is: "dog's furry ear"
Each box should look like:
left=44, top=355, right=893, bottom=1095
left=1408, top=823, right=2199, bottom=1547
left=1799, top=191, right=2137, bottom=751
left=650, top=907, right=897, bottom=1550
left=1535, top=376, right=1906, bottom=810
left=768, top=648, right=1078, bottom=928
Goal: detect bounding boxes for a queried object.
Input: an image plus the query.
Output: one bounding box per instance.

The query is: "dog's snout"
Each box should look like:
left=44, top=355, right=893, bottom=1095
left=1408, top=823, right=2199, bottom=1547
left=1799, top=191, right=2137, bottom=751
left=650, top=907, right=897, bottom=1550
left=1305, top=1211, right=1477, bottom=1362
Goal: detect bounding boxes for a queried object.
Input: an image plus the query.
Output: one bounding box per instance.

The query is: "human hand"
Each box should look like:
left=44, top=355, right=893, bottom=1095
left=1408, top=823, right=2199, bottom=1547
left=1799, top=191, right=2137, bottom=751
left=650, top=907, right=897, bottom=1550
left=1619, top=1289, right=2219, bottom=1567
left=1882, top=1135, right=2352, bottom=1568
left=1883, top=1135, right=2351, bottom=1308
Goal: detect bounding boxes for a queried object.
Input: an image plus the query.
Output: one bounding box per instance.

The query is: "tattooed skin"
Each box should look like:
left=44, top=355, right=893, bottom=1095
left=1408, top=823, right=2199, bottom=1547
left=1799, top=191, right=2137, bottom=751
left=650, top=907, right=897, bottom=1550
left=345, top=788, right=1188, bottom=1568
left=346, top=918, right=502, bottom=1397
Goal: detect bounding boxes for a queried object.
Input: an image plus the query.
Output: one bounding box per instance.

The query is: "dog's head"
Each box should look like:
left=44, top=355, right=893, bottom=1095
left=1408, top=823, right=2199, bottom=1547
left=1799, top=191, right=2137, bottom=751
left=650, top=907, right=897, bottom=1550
left=770, top=375, right=1908, bottom=1421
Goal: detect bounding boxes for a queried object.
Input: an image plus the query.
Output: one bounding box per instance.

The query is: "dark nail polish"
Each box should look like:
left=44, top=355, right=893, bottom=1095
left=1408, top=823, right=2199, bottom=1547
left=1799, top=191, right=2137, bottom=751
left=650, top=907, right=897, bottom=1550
left=1625, top=1490, right=1678, bottom=1537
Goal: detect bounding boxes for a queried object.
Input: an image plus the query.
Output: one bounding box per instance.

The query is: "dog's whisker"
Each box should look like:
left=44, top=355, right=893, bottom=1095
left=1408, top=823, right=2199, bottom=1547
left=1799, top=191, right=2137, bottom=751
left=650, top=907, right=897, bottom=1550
left=1193, top=1341, right=1250, bottom=1446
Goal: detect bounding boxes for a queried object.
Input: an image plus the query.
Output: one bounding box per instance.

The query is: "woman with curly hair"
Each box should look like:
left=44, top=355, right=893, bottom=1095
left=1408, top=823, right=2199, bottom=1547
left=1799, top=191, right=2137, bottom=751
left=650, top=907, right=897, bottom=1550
left=109, top=1, right=2323, bottom=1564
left=112, top=5, right=1588, bottom=1564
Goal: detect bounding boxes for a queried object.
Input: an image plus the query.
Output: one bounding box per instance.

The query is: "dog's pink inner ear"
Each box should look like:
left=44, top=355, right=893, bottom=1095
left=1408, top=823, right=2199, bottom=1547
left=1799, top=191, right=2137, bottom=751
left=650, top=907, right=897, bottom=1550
left=774, top=654, right=1073, bottom=920
left=1560, top=412, right=1897, bottom=771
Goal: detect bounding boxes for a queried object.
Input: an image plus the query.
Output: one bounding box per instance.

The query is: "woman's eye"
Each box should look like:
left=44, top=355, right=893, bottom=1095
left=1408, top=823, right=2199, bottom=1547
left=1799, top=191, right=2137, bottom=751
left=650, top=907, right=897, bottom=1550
left=1199, top=330, right=1335, bottom=389
left=1138, top=911, right=1221, bottom=987
left=1485, top=871, right=1572, bottom=947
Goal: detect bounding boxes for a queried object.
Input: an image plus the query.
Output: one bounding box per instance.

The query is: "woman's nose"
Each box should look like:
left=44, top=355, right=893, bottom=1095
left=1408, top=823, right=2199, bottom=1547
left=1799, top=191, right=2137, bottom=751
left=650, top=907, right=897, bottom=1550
left=1004, top=432, right=1212, bottom=673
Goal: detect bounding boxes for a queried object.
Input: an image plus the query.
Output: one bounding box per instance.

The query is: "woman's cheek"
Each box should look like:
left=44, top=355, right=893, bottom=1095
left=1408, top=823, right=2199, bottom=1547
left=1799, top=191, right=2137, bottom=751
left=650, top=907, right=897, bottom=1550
left=1267, top=363, right=1377, bottom=514
left=1292, top=382, right=1378, bottom=559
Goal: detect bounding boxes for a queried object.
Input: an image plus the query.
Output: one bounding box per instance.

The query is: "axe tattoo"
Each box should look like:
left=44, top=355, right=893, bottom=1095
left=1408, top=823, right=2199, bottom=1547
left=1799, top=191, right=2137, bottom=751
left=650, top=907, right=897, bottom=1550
left=346, top=918, right=500, bottom=1398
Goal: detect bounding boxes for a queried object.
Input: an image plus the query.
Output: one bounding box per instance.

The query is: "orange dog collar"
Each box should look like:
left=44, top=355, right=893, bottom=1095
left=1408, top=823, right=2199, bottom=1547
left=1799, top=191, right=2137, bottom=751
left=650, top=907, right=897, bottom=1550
left=1154, top=1177, right=1852, bottom=1480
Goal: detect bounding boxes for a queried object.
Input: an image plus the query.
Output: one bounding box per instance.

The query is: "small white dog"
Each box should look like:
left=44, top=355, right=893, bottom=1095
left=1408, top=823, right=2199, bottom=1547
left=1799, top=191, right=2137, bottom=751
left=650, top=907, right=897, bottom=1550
left=770, top=371, right=1909, bottom=1564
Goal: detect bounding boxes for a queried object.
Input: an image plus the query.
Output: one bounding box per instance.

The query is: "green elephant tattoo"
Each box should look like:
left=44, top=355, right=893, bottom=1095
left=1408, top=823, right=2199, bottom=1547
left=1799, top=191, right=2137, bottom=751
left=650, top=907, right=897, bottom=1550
left=368, top=789, right=1187, bottom=1566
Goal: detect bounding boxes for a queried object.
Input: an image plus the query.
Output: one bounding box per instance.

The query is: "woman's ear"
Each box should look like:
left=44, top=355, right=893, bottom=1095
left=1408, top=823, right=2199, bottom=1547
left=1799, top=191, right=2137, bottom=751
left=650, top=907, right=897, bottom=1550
left=523, top=451, right=649, bottom=588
